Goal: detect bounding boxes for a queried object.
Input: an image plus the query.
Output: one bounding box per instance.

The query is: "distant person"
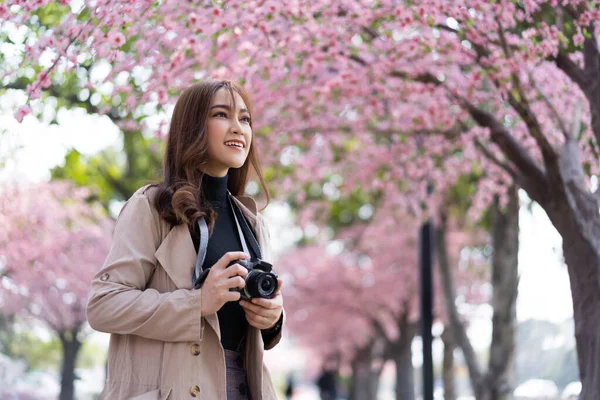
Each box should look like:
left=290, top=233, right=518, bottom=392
left=317, top=368, right=338, bottom=400
left=87, top=79, right=284, bottom=399
left=285, top=373, right=295, bottom=399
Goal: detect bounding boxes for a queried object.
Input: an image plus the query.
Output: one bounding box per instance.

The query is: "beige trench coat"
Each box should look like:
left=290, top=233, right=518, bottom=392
left=87, top=185, right=282, bottom=400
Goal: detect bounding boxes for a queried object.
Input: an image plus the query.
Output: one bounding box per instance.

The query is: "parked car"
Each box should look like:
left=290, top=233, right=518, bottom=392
left=561, top=381, right=581, bottom=399
left=514, top=379, right=559, bottom=399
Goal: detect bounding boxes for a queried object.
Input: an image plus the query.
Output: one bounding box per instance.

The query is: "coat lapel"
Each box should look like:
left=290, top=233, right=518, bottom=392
left=232, top=196, right=258, bottom=226
left=154, top=223, right=196, bottom=290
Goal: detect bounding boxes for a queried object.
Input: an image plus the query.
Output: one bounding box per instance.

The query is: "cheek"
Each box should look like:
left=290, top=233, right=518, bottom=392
left=206, top=120, right=219, bottom=137
left=206, top=121, right=225, bottom=147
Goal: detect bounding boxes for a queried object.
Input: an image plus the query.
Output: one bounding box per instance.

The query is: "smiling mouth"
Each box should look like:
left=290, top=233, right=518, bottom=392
left=224, top=141, right=245, bottom=149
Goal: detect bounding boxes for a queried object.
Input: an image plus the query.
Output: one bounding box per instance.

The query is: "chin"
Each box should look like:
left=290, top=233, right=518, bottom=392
left=228, top=157, right=248, bottom=169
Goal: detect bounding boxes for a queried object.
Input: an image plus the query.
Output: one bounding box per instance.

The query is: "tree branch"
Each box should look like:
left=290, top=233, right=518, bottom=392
left=561, top=3, right=585, bottom=20
left=529, top=73, right=571, bottom=141
left=369, top=124, right=464, bottom=142
left=474, top=139, right=518, bottom=180
left=361, top=26, right=378, bottom=41
left=459, top=98, right=541, bottom=175
left=389, top=70, right=441, bottom=85
left=554, top=50, right=588, bottom=88
left=494, top=20, right=558, bottom=165
left=583, top=36, right=600, bottom=81
left=455, top=95, right=548, bottom=192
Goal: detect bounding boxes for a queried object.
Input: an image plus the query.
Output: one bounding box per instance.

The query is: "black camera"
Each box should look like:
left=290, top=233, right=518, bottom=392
left=228, top=259, right=278, bottom=301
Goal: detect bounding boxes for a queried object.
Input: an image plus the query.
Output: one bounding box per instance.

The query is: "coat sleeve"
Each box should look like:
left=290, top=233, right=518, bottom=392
left=86, top=192, right=203, bottom=343
left=261, top=310, right=285, bottom=350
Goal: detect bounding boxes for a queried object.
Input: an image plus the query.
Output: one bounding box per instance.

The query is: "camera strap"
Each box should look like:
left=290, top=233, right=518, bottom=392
left=229, top=194, right=251, bottom=256
left=191, top=193, right=259, bottom=288
left=192, top=217, right=210, bottom=287
left=228, top=191, right=262, bottom=259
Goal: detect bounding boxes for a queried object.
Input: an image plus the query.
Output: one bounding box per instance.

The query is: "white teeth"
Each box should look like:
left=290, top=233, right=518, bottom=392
left=225, top=142, right=243, bottom=148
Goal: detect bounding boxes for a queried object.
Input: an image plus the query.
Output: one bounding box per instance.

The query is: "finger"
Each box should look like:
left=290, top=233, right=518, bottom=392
left=241, top=303, right=282, bottom=325
left=244, top=308, right=273, bottom=328
left=275, top=278, right=283, bottom=294
left=240, top=300, right=271, bottom=315
left=223, top=290, right=241, bottom=303
left=224, top=276, right=245, bottom=290
left=214, top=252, right=249, bottom=271
left=250, top=294, right=282, bottom=309
left=224, top=264, right=248, bottom=279
left=240, top=302, right=266, bottom=317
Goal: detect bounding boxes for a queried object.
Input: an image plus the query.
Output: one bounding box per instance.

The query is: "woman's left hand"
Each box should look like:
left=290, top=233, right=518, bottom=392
left=240, top=278, right=283, bottom=330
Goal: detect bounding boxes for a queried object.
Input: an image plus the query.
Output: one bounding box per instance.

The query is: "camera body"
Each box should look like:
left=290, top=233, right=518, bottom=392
left=228, top=258, right=278, bottom=301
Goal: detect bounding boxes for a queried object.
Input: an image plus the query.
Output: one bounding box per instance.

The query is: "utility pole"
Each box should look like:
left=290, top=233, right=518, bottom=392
left=417, top=130, right=435, bottom=400
left=420, top=210, right=434, bottom=400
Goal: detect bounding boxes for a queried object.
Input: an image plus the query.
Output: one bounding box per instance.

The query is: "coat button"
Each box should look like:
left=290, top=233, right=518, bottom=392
left=238, top=382, right=247, bottom=395
left=190, top=385, right=200, bottom=397
left=190, top=343, right=201, bottom=356
left=100, top=273, right=110, bottom=281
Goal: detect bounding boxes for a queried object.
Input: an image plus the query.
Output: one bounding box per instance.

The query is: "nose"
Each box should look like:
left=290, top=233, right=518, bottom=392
left=231, top=118, right=243, bottom=134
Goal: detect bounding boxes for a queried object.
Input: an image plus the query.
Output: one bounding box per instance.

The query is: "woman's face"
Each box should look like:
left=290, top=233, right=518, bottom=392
left=204, top=88, right=253, bottom=177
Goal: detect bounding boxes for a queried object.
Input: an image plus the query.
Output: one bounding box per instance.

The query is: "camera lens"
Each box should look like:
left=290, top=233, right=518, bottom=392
left=261, top=279, right=272, bottom=292
left=256, top=274, right=277, bottom=298
left=245, top=271, right=277, bottom=299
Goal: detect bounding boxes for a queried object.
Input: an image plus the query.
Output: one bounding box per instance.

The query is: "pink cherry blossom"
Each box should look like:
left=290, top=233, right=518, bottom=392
left=107, top=30, right=126, bottom=48
left=13, top=105, right=32, bottom=123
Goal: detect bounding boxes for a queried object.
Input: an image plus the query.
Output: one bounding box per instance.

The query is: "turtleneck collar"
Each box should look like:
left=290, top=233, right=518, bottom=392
left=201, top=173, right=229, bottom=204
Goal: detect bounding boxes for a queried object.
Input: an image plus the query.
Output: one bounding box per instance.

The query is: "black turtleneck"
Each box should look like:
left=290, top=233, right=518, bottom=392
left=191, top=173, right=258, bottom=352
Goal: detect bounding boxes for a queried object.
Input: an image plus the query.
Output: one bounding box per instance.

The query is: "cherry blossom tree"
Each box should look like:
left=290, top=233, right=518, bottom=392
left=3, top=0, right=600, bottom=395
left=435, top=184, right=519, bottom=399
left=282, top=193, right=489, bottom=400
left=0, top=181, right=113, bottom=400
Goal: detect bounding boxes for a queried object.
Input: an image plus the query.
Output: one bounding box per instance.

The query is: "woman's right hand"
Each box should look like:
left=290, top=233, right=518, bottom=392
left=200, top=251, right=249, bottom=316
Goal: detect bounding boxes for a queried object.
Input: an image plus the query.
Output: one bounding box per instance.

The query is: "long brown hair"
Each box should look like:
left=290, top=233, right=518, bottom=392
left=152, top=79, right=270, bottom=231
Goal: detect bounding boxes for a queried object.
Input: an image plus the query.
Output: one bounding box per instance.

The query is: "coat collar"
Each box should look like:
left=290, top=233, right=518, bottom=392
left=154, top=195, right=260, bottom=291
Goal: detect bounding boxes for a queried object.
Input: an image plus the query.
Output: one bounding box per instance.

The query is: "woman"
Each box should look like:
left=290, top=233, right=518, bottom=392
left=87, top=80, right=284, bottom=400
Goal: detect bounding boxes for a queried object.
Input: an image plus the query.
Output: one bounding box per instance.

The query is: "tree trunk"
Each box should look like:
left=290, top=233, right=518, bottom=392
left=58, top=327, right=82, bottom=400
left=437, top=208, right=485, bottom=398
left=554, top=36, right=600, bottom=147
left=544, top=201, right=600, bottom=400
left=349, top=341, right=381, bottom=400
left=562, top=241, right=600, bottom=400
left=467, top=93, right=600, bottom=397
left=487, top=187, right=519, bottom=400
left=436, top=186, right=519, bottom=400
left=549, top=32, right=600, bottom=399
left=392, top=322, right=417, bottom=400
left=524, top=130, right=600, bottom=399
left=441, top=327, right=456, bottom=400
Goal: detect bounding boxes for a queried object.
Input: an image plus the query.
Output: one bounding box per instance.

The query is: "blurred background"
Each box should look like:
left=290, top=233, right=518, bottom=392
left=1, top=1, right=598, bottom=399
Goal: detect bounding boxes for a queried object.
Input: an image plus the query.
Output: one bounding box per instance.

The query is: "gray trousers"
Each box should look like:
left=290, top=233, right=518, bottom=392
left=225, top=349, right=252, bottom=400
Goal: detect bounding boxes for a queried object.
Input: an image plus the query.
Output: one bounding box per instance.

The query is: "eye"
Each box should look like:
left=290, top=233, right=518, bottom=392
left=241, top=116, right=252, bottom=124
left=213, top=111, right=227, bottom=118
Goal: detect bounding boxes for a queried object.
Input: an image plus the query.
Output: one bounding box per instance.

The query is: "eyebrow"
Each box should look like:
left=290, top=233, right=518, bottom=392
left=210, top=104, right=249, bottom=114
